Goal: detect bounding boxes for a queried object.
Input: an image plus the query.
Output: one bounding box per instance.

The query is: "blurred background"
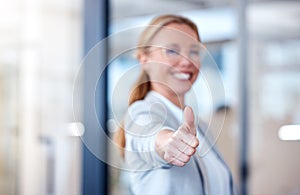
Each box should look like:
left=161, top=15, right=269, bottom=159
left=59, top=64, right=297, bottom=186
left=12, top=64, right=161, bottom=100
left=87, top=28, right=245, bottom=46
left=0, top=0, right=300, bottom=195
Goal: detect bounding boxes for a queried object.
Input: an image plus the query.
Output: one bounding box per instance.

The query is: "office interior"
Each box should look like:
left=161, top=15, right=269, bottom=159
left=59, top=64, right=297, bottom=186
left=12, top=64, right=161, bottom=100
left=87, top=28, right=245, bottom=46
left=0, top=0, right=299, bottom=194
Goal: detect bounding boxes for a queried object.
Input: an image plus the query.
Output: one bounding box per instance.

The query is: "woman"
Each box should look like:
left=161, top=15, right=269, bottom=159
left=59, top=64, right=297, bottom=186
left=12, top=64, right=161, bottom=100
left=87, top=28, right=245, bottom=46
left=114, top=14, right=236, bottom=195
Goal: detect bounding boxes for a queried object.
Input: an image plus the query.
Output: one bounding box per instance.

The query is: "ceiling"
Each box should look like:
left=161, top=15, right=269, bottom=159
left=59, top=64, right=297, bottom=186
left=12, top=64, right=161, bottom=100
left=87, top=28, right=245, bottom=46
left=248, top=1, right=300, bottom=38
left=110, top=0, right=300, bottom=40
left=110, top=0, right=232, bottom=20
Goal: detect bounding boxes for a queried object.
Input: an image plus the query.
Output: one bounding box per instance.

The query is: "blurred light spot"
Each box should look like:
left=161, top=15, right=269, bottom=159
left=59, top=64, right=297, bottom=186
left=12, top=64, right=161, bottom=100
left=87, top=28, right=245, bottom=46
left=67, top=122, right=85, bottom=136
left=107, top=119, right=117, bottom=133
left=278, top=125, right=300, bottom=141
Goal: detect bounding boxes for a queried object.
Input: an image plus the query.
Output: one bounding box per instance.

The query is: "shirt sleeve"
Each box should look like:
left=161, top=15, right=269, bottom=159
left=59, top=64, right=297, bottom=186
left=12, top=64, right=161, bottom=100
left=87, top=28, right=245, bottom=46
left=123, top=101, right=173, bottom=170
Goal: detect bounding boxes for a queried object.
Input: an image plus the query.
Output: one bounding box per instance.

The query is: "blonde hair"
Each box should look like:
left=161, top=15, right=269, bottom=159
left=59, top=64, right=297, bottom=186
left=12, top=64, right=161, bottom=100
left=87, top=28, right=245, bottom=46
left=113, top=14, right=201, bottom=157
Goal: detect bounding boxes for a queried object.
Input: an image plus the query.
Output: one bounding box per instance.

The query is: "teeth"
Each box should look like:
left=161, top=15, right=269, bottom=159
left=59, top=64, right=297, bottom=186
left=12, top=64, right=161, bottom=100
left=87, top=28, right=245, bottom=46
left=173, top=73, right=190, bottom=80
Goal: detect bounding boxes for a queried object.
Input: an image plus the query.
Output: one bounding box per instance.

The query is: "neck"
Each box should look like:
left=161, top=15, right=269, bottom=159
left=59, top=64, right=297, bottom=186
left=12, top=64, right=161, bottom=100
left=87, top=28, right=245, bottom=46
left=151, top=86, right=185, bottom=109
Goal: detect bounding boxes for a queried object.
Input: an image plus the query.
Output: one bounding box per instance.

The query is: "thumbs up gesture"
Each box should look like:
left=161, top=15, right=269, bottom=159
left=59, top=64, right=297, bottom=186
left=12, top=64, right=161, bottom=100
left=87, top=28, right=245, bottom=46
left=155, top=106, right=199, bottom=166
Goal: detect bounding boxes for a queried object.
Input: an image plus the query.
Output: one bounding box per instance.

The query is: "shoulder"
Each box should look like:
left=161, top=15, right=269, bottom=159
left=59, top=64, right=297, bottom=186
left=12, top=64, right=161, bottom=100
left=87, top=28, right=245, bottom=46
left=124, top=97, right=169, bottom=132
left=128, top=95, right=168, bottom=119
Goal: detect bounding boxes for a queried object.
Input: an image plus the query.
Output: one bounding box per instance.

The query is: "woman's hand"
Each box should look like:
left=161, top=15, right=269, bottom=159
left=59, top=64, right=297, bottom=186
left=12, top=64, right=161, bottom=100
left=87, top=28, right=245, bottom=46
left=155, top=106, right=199, bottom=166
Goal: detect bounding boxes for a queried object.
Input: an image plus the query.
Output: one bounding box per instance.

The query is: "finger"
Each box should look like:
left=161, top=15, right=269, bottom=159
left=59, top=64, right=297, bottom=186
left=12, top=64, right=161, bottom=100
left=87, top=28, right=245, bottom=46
left=172, top=139, right=196, bottom=156
left=170, top=159, right=185, bottom=167
left=165, top=152, right=190, bottom=166
left=174, top=152, right=190, bottom=163
left=163, top=147, right=182, bottom=163
left=183, top=106, right=196, bottom=135
left=177, top=129, right=199, bottom=148
left=181, top=135, right=199, bottom=148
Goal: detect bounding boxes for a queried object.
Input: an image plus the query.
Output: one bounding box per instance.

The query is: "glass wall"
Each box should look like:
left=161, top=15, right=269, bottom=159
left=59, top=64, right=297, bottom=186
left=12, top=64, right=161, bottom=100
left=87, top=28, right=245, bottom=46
left=249, top=38, right=300, bottom=195
left=248, top=2, right=300, bottom=194
left=0, top=0, right=83, bottom=194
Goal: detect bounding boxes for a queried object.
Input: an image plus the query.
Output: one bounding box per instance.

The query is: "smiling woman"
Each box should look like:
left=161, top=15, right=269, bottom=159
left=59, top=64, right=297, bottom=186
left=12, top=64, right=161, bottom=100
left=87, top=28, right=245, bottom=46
left=113, top=14, right=236, bottom=195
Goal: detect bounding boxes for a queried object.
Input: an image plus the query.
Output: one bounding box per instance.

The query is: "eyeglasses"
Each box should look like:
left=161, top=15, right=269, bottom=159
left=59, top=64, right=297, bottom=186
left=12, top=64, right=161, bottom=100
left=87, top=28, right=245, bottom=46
left=150, top=44, right=204, bottom=62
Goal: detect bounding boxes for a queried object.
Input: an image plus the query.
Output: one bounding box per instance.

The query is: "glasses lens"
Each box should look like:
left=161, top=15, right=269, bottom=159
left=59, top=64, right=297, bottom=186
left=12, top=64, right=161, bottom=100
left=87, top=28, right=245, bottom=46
left=165, top=48, right=180, bottom=58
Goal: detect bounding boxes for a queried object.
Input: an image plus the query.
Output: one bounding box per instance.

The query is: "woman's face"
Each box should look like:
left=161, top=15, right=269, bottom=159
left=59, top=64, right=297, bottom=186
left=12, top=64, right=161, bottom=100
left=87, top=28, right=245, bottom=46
left=141, top=23, right=201, bottom=97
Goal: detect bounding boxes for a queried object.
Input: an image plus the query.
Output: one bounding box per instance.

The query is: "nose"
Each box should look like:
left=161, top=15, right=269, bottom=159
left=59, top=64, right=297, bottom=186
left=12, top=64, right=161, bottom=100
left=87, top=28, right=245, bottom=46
left=178, top=54, right=192, bottom=67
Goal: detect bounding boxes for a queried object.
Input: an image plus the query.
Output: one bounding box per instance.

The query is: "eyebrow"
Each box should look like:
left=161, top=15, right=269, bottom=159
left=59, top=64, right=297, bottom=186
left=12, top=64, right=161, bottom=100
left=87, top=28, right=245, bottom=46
left=165, top=43, right=180, bottom=49
left=190, top=44, right=201, bottom=49
left=165, top=43, right=200, bottom=49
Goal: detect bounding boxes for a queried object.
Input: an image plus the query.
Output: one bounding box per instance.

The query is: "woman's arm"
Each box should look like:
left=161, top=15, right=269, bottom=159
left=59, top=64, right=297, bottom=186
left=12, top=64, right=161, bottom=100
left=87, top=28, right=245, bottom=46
left=124, top=102, right=199, bottom=169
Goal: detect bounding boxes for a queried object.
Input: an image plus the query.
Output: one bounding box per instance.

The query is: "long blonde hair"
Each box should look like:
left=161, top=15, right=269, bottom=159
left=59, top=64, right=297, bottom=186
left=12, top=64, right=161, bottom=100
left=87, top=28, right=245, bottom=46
left=113, top=14, right=201, bottom=157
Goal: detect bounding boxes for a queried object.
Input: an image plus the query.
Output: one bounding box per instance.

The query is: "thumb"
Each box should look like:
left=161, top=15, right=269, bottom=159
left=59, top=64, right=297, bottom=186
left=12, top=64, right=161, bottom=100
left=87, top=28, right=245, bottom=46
left=183, top=106, right=196, bottom=135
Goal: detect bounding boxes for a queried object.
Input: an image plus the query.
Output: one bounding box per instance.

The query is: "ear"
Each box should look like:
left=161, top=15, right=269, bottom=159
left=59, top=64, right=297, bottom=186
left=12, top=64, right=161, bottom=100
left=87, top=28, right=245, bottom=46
left=139, top=52, right=148, bottom=64
left=139, top=53, right=150, bottom=71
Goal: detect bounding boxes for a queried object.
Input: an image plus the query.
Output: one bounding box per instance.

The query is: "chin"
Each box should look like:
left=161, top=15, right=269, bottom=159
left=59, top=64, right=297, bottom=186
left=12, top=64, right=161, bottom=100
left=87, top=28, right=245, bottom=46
left=173, top=86, right=192, bottom=96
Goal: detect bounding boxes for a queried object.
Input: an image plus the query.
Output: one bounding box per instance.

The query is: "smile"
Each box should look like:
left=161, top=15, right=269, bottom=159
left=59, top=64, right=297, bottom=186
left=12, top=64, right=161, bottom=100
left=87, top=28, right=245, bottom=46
left=173, top=72, right=191, bottom=80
